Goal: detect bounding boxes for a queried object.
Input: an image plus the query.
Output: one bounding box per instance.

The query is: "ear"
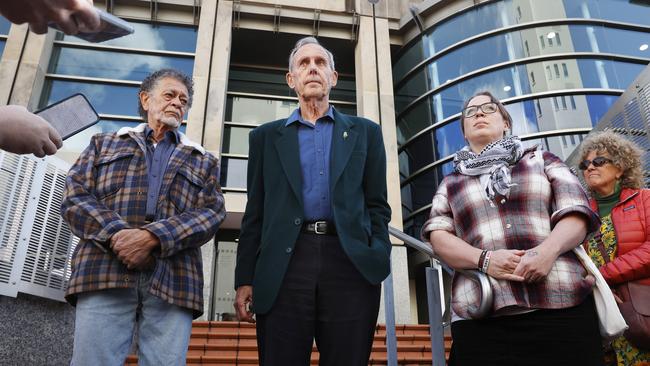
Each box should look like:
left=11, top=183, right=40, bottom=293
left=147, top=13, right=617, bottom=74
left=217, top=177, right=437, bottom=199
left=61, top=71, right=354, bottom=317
left=139, top=91, right=150, bottom=112
left=286, top=71, right=295, bottom=89
left=330, top=70, right=338, bottom=88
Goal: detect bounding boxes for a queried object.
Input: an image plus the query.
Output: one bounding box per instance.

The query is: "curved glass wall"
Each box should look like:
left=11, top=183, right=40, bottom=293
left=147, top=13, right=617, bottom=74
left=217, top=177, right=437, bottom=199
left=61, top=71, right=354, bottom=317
left=394, top=0, right=650, bottom=82
left=393, top=0, right=650, bottom=237
left=40, top=21, right=198, bottom=157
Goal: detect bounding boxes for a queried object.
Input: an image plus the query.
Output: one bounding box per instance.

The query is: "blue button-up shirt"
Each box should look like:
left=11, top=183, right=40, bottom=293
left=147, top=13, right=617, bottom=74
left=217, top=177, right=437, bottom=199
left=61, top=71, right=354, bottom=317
left=286, top=106, right=335, bottom=221
left=144, top=126, right=179, bottom=220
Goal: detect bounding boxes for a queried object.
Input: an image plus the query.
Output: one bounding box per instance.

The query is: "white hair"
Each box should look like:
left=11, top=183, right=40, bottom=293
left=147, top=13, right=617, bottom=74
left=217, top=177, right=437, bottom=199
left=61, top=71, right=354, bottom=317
left=288, top=36, right=336, bottom=71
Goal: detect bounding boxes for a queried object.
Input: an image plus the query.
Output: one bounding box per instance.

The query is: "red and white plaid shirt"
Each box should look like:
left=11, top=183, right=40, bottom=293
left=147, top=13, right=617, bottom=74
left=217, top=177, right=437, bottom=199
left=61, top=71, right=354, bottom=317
left=422, top=148, right=600, bottom=319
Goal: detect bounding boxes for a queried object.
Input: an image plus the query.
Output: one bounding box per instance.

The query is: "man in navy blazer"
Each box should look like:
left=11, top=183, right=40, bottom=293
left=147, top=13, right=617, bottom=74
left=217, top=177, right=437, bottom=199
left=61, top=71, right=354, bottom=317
left=234, top=37, right=392, bottom=366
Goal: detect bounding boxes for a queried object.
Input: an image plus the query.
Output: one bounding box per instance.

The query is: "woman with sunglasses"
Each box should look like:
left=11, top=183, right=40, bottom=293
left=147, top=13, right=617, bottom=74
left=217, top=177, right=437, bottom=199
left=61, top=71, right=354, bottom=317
left=422, top=91, right=603, bottom=366
left=579, top=131, right=650, bottom=366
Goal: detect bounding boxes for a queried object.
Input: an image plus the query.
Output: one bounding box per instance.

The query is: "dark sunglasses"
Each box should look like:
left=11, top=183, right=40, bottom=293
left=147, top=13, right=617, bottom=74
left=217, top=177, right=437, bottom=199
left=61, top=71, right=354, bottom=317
left=578, top=156, right=613, bottom=170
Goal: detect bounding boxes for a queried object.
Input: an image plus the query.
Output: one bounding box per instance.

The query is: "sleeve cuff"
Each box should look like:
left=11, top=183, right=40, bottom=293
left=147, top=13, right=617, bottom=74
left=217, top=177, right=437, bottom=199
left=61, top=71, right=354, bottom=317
left=142, top=221, right=175, bottom=257
left=420, top=216, right=455, bottom=242
left=94, top=219, right=130, bottom=244
left=550, top=205, right=600, bottom=234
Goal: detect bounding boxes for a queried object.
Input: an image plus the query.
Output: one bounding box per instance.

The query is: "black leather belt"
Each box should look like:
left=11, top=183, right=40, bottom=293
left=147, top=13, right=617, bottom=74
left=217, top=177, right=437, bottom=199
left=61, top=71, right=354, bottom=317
left=303, top=221, right=336, bottom=235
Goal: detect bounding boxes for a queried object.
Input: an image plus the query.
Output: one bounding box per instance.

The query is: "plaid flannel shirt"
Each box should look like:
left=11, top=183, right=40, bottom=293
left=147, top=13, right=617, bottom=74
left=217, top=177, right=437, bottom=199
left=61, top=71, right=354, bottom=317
left=61, top=123, right=226, bottom=318
left=422, top=148, right=600, bottom=319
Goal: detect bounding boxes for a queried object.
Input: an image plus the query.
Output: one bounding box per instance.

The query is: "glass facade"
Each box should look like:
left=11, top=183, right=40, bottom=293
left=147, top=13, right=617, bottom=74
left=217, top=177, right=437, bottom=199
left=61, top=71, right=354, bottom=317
left=0, top=17, right=10, bottom=58
left=394, top=0, right=650, bottom=237
left=40, top=21, right=197, bottom=155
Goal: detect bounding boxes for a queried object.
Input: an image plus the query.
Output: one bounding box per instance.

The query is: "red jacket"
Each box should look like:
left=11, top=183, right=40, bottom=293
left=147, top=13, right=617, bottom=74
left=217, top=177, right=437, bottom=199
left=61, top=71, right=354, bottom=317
left=589, top=188, right=650, bottom=286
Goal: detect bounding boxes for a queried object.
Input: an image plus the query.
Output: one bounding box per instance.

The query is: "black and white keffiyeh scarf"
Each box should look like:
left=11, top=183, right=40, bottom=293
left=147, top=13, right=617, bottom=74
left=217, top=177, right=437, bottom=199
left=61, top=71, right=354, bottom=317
left=453, top=136, right=524, bottom=201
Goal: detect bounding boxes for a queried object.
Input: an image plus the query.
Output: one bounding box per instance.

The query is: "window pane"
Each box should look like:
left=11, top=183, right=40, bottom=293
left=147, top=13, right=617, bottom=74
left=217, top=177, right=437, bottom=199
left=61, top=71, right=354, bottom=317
left=223, top=126, right=253, bottom=155
left=59, top=21, right=198, bottom=52
left=49, top=47, right=194, bottom=80
left=220, top=157, right=248, bottom=188
left=0, top=17, right=10, bottom=34
left=41, top=80, right=140, bottom=116
left=62, top=120, right=140, bottom=153
left=434, top=120, right=464, bottom=158
left=0, top=41, right=5, bottom=58
left=229, top=67, right=356, bottom=103
left=227, top=96, right=298, bottom=124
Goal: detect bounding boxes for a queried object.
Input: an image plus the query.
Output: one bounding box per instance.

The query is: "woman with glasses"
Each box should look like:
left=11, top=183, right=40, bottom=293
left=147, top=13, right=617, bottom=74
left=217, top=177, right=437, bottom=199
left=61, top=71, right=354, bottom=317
left=579, top=131, right=650, bottom=366
left=422, top=91, right=603, bottom=366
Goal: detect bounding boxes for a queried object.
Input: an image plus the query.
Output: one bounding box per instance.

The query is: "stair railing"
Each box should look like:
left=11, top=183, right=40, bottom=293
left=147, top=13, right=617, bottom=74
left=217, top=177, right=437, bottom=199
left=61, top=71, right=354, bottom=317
left=382, top=226, right=494, bottom=366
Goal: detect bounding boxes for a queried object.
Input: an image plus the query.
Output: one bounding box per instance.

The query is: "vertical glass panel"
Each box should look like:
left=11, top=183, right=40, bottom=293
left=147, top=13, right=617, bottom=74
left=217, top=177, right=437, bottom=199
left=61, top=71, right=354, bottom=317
left=522, top=133, right=587, bottom=161
left=393, top=42, right=426, bottom=83
left=220, top=157, right=248, bottom=188
left=397, top=101, right=434, bottom=145
left=49, top=47, right=194, bottom=80
left=507, top=99, right=539, bottom=136
left=434, top=120, right=465, bottom=158
left=585, top=94, right=619, bottom=126
left=222, top=126, right=253, bottom=155
left=226, top=96, right=298, bottom=124
left=0, top=16, right=10, bottom=34
left=407, top=169, right=439, bottom=219
left=60, top=21, right=198, bottom=52
left=41, top=80, right=140, bottom=116
left=563, top=0, right=650, bottom=26
left=0, top=41, right=5, bottom=58
left=402, top=133, right=436, bottom=175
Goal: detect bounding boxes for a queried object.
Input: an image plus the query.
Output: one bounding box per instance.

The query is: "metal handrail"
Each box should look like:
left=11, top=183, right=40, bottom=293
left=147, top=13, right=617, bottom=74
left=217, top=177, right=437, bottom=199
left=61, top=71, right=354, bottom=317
left=388, top=226, right=493, bottom=319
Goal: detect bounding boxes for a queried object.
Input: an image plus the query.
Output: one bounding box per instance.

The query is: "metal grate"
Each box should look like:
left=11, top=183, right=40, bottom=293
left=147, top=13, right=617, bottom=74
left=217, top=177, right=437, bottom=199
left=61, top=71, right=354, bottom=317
left=0, top=153, right=74, bottom=302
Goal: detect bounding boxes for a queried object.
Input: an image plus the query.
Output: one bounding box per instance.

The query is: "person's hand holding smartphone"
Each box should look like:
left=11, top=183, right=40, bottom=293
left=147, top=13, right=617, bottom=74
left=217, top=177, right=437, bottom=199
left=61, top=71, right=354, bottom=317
left=0, top=105, right=62, bottom=157
left=0, top=0, right=101, bottom=35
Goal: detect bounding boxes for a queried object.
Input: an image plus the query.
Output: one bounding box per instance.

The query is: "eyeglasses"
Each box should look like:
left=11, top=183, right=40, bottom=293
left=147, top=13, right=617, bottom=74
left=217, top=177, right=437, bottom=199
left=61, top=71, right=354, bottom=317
left=463, top=102, right=499, bottom=118
left=578, top=156, right=613, bottom=170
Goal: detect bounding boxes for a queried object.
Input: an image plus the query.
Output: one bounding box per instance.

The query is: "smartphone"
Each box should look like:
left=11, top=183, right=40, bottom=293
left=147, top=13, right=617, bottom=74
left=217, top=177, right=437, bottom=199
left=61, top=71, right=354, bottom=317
left=49, top=9, right=134, bottom=43
left=35, top=94, right=100, bottom=140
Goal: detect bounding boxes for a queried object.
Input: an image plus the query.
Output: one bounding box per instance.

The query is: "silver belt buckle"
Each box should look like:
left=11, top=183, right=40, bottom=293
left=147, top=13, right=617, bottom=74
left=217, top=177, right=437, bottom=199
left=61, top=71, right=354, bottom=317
left=314, top=221, right=327, bottom=235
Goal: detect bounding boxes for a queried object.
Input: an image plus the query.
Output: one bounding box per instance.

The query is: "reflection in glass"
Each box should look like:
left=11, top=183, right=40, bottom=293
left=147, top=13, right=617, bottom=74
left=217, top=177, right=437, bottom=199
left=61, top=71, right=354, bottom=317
left=399, top=59, right=643, bottom=119
left=394, top=0, right=650, bottom=84
left=62, top=120, right=139, bottom=153
left=223, top=125, right=253, bottom=155
left=0, top=41, right=5, bottom=59
left=60, top=21, right=198, bottom=53
left=434, top=121, right=465, bottom=158
left=41, top=80, right=140, bottom=116
left=49, top=47, right=194, bottom=81
left=227, top=96, right=298, bottom=124
left=0, top=16, right=10, bottom=34
left=396, top=25, right=650, bottom=91
left=220, top=157, right=248, bottom=188
left=522, top=133, right=587, bottom=161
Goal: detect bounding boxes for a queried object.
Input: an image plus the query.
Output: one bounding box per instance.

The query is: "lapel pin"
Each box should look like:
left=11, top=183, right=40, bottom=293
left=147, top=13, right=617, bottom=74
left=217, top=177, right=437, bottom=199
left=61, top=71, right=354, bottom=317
left=343, top=131, right=348, bottom=139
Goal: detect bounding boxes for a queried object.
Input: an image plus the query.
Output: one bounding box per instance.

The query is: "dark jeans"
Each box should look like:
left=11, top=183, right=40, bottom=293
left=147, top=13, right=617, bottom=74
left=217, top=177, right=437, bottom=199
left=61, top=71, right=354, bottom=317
left=449, top=294, right=604, bottom=366
left=256, top=232, right=381, bottom=366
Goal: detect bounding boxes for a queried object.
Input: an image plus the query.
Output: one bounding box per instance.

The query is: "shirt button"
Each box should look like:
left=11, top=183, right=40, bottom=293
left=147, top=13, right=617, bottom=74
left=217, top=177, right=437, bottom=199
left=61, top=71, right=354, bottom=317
left=124, top=276, right=130, bottom=282
left=500, top=199, right=506, bottom=204
left=294, top=218, right=302, bottom=226
left=286, top=247, right=293, bottom=253
left=506, top=223, right=512, bottom=229
left=320, top=171, right=323, bottom=175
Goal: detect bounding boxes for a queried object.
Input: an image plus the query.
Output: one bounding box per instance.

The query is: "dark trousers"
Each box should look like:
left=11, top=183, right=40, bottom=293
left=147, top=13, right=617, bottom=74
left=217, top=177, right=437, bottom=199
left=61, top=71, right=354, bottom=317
left=449, top=294, right=604, bottom=366
left=256, top=233, right=381, bottom=366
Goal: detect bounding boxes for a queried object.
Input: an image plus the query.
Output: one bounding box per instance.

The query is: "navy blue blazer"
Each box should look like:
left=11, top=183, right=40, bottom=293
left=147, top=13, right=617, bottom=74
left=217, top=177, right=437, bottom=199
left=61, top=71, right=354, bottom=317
left=234, top=109, right=392, bottom=314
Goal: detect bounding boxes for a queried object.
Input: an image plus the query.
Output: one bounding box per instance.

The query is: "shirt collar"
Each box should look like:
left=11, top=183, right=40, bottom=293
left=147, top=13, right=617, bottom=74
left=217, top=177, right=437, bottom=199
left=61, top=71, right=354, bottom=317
left=285, top=105, right=335, bottom=126
left=144, top=125, right=180, bottom=144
